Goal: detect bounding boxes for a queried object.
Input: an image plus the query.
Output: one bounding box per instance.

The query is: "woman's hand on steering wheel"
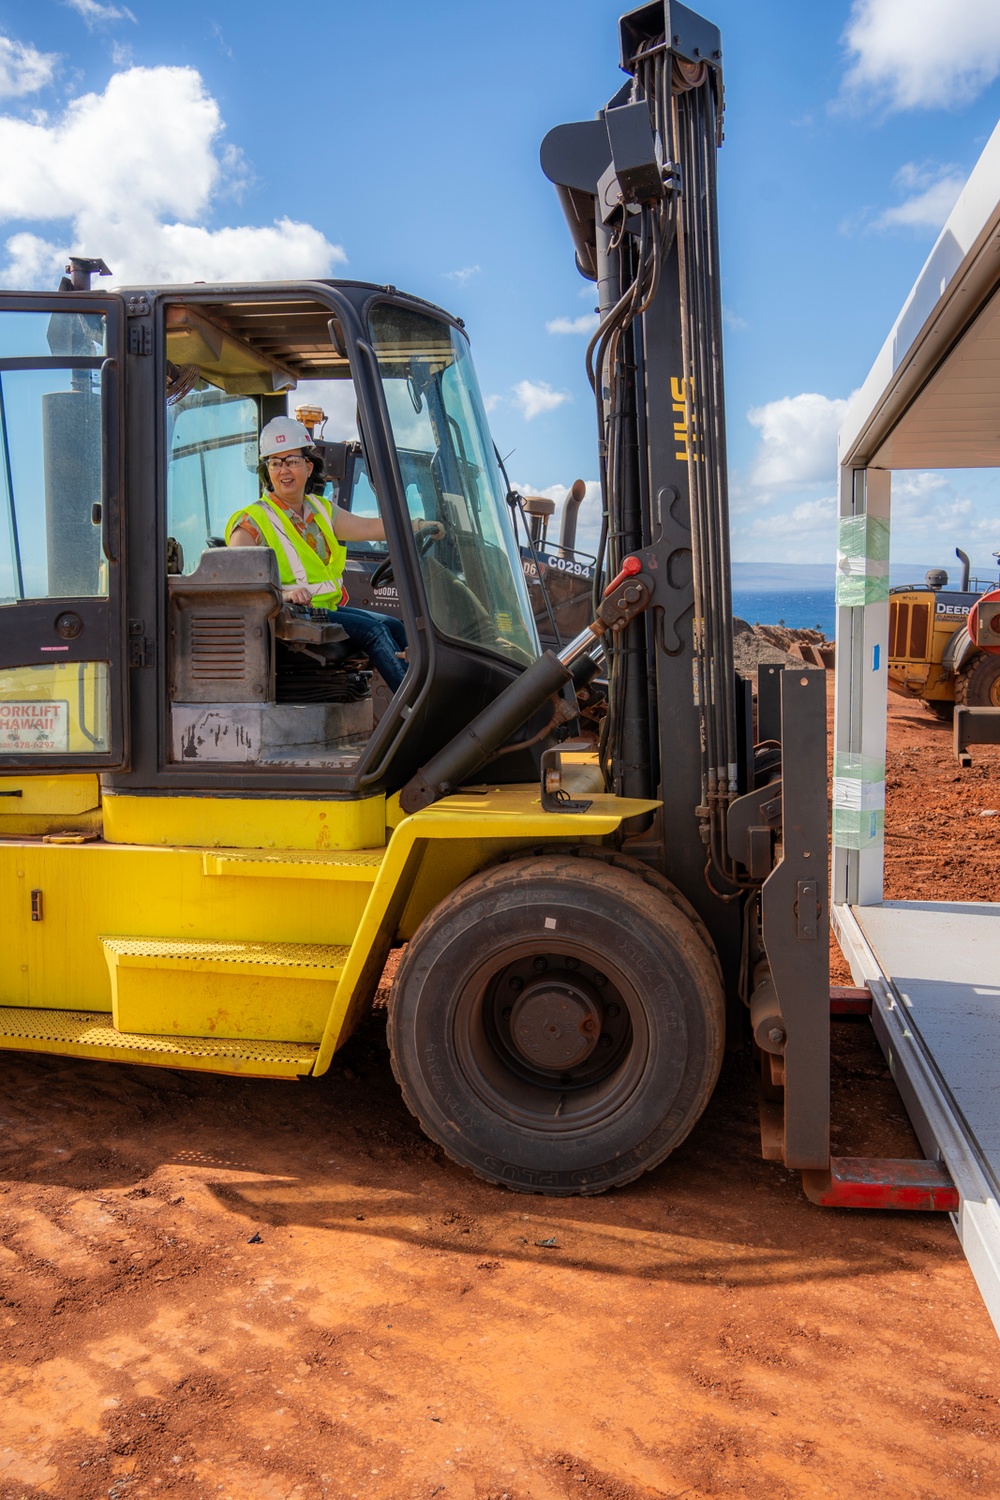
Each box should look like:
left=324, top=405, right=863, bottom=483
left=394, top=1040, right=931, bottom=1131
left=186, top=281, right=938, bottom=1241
left=414, top=518, right=445, bottom=546
left=371, top=519, right=446, bottom=589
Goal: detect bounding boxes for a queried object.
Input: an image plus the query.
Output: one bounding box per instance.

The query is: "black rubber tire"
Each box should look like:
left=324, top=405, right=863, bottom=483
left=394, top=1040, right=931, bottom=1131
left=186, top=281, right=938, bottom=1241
left=387, top=855, right=725, bottom=1196
left=529, top=844, right=725, bottom=991
left=956, top=653, right=1000, bottom=708
left=920, top=699, right=954, bottom=721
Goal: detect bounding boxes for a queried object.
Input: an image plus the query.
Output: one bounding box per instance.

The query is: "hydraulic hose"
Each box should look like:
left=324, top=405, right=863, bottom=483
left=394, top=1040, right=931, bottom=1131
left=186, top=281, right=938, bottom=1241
left=671, top=72, right=743, bottom=892
left=398, top=649, right=575, bottom=813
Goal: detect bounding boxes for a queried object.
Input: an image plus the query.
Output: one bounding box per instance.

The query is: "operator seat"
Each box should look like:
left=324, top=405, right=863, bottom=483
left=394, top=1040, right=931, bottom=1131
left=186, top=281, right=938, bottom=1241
left=273, top=604, right=370, bottom=705
left=166, top=547, right=370, bottom=706
left=167, top=546, right=282, bottom=703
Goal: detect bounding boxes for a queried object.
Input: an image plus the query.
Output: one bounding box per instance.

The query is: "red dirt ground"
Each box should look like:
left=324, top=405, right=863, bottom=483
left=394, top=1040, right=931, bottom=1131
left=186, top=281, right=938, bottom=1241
left=1, top=687, right=998, bottom=1500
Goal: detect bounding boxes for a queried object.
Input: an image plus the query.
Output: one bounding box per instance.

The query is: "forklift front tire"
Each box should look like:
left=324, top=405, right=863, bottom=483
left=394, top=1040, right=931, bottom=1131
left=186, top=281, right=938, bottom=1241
left=387, top=855, right=725, bottom=1196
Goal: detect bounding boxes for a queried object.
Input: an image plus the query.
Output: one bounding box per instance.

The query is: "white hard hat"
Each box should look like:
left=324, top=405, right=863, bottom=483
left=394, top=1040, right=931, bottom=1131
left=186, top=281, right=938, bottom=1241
left=259, top=415, right=313, bottom=459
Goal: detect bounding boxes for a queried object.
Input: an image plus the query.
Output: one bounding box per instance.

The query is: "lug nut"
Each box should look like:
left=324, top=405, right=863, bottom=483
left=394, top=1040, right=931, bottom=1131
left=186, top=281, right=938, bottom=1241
left=592, top=972, right=607, bottom=987
left=533, top=957, right=548, bottom=973
left=501, top=1006, right=513, bottom=1020
left=605, top=1003, right=620, bottom=1018
left=509, top=976, right=524, bottom=992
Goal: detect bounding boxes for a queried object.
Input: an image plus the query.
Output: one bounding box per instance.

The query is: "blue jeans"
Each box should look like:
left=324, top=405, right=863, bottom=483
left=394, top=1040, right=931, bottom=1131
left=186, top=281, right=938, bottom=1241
left=331, top=606, right=409, bottom=691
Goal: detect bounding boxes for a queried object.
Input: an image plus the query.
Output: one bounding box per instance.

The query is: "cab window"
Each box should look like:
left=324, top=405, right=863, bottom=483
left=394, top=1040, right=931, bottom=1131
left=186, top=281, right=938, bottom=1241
left=0, top=311, right=107, bottom=602
left=166, top=389, right=259, bottom=571
left=0, top=309, right=113, bottom=759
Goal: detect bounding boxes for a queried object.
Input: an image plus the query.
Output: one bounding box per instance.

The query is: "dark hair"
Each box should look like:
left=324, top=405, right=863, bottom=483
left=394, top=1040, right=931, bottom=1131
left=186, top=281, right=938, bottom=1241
left=257, top=445, right=324, bottom=494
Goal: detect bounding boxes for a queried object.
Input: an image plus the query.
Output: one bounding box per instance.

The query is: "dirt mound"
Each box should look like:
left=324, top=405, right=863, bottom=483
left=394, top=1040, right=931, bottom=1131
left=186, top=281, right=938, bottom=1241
left=732, top=618, right=831, bottom=680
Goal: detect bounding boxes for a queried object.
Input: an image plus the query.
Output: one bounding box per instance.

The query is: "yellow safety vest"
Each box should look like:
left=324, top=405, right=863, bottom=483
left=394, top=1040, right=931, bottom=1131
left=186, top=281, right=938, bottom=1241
left=225, top=494, right=348, bottom=609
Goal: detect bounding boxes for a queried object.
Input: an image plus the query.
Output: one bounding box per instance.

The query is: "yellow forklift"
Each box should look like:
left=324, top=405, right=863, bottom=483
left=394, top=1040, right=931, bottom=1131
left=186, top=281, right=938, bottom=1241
left=0, top=2, right=958, bottom=1209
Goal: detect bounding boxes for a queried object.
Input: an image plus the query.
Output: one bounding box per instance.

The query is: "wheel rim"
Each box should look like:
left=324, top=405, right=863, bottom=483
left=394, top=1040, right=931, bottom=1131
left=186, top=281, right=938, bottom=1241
left=451, top=944, right=654, bottom=1135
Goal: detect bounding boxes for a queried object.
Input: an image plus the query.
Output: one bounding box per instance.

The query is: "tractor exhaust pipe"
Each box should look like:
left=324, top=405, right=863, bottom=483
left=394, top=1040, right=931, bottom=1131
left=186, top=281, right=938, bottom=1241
left=956, top=548, right=971, bottom=591
left=58, top=256, right=112, bottom=293
left=558, top=479, right=588, bottom=557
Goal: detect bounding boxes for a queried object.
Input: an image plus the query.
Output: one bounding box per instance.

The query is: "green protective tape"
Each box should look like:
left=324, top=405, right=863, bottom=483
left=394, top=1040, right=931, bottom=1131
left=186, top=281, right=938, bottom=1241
left=838, top=513, right=890, bottom=562
left=833, top=753, right=885, bottom=782
left=832, top=807, right=884, bottom=850
left=832, top=753, right=885, bottom=849
left=836, top=572, right=890, bottom=607
left=836, top=513, right=890, bottom=607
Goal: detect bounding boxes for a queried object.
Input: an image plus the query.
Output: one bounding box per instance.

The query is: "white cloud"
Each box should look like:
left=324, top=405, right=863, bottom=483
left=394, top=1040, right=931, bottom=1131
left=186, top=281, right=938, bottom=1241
left=209, top=21, right=233, bottom=59
left=0, top=65, right=345, bottom=288
left=723, top=306, right=749, bottom=332
left=443, top=265, right=480, bottom=285
left=733, top=390, right=856, bottom=561
left=747, top=392, right=849, bottom=487
left=546, top=313, right=599, bottom=336
left=891, top=471, right=973, bottom=530
left=483, top=393, right=502, bottom=414
left=0, top=35, right=56, bottom=98
left=286, top=379, right=358, bottom=441
left=65, top=0, right=136, bottom=27
left=842, top=0, right=1000, bottom=111
left=890, top=470, right=949, bottom=503
left=873, top=161, right=967, bottom=231
left=0, top=67, right=224, bottom=223
left=886, top=470, right=1000, bottom=565
left=748, top=496, right=837, bottom=538
left=731, top=495, right=838, bottom=565
left=511, top=380, right=571, bottom=421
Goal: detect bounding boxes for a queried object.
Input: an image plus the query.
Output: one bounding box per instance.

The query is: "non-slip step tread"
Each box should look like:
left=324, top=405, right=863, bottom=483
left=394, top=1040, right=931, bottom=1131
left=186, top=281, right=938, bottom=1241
left=203, top=849, right=386, bottom=880
left=101, top=937, right=351, bottom=970
left=0, top=1007, right=319, bottom=1064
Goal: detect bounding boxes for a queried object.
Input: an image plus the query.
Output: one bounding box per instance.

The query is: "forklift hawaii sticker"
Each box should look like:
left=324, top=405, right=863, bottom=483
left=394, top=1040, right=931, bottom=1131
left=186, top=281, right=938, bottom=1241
left=0, top=701, right=70, bottom=752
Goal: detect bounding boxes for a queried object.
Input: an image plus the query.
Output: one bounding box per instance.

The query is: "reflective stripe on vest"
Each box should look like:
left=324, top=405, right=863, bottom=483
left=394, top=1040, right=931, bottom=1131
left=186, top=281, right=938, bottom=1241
left=225, top=494, right=347, bottom=608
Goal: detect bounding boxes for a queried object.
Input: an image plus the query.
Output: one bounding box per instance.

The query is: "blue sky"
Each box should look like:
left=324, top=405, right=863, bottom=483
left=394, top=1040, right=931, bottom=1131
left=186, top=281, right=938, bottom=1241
left=2, top=0, right=1000, bottom=574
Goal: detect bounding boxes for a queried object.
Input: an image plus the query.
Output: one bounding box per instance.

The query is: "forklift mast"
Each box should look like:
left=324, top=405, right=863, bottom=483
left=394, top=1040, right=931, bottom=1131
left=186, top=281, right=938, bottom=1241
left=542, top=1, right=744, bottom=983
left=541, top=2, right=835, bottom=1174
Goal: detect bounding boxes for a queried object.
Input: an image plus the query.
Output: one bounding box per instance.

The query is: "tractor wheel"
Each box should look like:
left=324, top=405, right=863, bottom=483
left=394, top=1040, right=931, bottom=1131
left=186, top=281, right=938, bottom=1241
left=920, top=699, right=955, bottom=721
left=387, top=855, right=725, bottom=1196
left=956, top=653, right=1000, bottom=708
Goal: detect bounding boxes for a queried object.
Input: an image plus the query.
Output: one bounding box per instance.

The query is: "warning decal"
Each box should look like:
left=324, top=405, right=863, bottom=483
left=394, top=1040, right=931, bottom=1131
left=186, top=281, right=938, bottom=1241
left=0, top=700, right=70, bottom=752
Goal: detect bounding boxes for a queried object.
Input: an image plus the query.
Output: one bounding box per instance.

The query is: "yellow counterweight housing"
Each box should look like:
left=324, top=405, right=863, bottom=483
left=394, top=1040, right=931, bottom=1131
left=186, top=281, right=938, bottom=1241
left=0, top=777, right=657, bottom=1081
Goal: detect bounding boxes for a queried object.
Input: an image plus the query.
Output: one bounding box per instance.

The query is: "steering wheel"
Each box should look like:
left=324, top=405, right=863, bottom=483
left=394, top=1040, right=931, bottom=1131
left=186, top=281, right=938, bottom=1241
left=371, top=525, right=440, bottom=590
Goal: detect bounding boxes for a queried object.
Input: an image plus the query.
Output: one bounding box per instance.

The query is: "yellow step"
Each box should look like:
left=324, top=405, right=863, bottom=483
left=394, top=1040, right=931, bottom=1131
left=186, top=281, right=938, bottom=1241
left=0, top=1006, right=318, bottom=1079
left=101, top=937, right=349, bottom=1044
left=202, top=848, right=386, bottom=882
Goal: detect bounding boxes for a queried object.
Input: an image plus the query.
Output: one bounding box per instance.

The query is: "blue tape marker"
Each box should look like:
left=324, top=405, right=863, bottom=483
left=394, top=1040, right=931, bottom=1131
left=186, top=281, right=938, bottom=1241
left=873, top=643, right=881, bottom=671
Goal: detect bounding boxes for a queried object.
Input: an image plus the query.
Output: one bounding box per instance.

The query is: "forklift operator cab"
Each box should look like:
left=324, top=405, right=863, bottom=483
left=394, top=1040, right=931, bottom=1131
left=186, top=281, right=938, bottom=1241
left=0, top=283, right=542, bottom=800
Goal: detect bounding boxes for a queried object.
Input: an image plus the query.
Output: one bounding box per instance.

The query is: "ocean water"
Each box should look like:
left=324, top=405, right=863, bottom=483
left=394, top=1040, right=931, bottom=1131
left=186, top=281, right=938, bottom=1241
left=731, top=588, right=836, bottom=638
